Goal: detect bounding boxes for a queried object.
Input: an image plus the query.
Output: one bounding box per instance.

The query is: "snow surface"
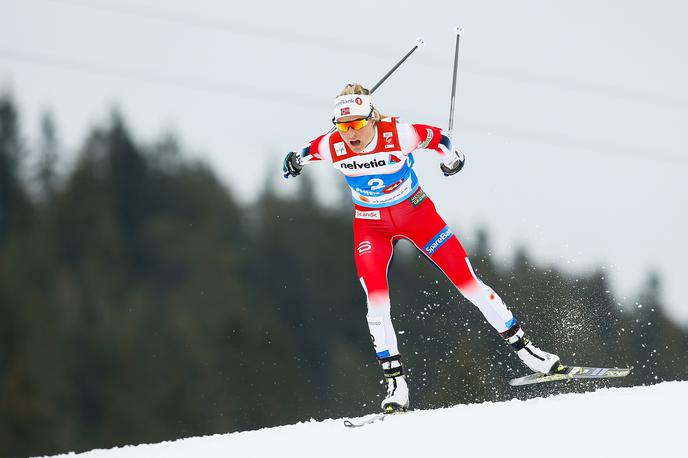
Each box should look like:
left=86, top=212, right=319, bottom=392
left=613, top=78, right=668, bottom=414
left=47, top=381, right=685, bottom=458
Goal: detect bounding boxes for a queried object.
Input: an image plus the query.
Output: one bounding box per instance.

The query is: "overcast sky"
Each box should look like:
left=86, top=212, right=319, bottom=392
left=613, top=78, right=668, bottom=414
left=1, top=0, right=687, bottom=326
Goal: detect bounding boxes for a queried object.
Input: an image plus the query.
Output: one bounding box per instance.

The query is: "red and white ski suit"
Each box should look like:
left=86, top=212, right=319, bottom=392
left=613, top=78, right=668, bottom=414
left=298, top=118, right=517, bottom=359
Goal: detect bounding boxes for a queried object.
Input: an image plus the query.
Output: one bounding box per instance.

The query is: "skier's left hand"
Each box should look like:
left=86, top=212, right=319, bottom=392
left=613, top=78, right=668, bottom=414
left=282, top=151, right=303, bottom=179
left=440, top=149, right=465, bottom=176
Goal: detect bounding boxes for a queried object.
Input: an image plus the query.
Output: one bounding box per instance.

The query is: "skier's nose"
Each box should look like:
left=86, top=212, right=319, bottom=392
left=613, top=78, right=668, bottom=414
left=343, top=128, right=357, bottom=138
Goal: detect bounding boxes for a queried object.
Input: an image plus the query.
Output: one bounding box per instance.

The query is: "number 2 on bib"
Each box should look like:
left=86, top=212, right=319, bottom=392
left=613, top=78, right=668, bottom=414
left=368, top=178, right=385, bottom=191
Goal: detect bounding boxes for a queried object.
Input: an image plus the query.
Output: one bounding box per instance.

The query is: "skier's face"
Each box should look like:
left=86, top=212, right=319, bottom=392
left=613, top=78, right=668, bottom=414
left=336, top=115, right=376, bottom=153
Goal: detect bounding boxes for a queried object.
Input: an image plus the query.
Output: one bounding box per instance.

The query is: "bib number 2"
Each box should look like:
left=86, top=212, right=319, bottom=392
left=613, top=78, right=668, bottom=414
left=368, top=178, right=385, bottom=191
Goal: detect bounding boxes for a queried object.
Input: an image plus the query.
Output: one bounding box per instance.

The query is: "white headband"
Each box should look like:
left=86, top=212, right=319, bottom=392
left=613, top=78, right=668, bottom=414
left=333, top=94, right=373, bottom=120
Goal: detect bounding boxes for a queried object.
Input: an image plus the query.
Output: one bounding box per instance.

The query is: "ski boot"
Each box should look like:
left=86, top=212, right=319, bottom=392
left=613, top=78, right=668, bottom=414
left=501, top=321, right=560, bottom=374
left=379, top=355, right=409, bottom=413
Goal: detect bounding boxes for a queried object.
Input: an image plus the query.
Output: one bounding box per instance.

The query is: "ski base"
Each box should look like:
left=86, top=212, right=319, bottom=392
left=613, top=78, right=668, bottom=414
left=343, top=409, right=407, bottom=428
left=509, top=365, right=633, bottom=386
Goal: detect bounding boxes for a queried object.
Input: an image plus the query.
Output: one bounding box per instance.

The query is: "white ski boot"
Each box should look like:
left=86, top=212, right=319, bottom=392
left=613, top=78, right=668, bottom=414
left=501, top=321, right=560, bottom=374
left=379, top=355, right=409, bottom=412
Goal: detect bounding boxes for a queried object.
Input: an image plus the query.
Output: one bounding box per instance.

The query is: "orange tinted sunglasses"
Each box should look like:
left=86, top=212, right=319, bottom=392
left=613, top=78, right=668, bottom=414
left=333, top=109, right=373, bottom=132
left=334, top=118, right=370, bottom=132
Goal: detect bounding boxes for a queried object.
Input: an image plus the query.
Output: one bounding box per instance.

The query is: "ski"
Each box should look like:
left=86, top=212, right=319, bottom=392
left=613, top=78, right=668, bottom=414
left=509, top=365, right=633, bottom=386
left=343, top=410, right=406, bottom=428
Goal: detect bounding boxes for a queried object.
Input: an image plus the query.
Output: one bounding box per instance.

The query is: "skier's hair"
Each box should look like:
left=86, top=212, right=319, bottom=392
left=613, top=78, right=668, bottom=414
left=338, top=83, right=387, bottom=122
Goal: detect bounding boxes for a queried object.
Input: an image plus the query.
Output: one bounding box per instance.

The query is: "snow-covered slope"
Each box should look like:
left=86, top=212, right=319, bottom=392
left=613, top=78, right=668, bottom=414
left=49, top=382, right=685, bottom=458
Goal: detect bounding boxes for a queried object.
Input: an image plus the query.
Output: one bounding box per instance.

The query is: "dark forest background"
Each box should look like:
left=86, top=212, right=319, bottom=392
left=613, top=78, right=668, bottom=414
left=1, top=92, right=686, bottom=458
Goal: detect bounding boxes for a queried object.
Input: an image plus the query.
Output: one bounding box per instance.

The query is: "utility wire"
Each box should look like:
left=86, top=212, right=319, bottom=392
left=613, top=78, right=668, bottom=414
left=2, top=47, right=686, bottom=167
left=39, top=0, right=397, bottom=59
left=38, top=0, right=688, bottom=111
left=0, top=47, right=325, bottom=107
left=458, top=118, right=688, bottom=166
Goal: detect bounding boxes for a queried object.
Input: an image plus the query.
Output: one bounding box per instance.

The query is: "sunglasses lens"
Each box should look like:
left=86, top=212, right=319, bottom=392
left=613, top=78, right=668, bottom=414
left=336, top=118, right=368, bottom=132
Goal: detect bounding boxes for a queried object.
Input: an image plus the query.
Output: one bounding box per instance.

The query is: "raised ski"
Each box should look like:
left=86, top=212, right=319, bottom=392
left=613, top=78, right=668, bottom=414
left=509, top=365, right=633, bottom=387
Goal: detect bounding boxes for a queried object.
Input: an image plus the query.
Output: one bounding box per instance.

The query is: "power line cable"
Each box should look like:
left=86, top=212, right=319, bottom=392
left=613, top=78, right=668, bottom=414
left=0, top=47, right=326, bottom=107
left=38, top=0, right=688, bottom=111
left=39, top=0, right=395, bottom=58
left=1, top=47, right=686, bottom=166
left=457, top=118, right=688, bottom=166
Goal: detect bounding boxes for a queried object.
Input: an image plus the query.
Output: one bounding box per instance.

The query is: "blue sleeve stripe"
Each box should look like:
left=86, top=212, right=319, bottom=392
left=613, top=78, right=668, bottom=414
left=298, top=145, right=311, bottom=158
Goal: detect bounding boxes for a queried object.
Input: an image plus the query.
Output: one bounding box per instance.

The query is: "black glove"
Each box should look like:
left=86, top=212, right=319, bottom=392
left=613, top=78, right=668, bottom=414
left=282, top=151, right=303, bottom=179
left=440, top=149, right=465, bottom=176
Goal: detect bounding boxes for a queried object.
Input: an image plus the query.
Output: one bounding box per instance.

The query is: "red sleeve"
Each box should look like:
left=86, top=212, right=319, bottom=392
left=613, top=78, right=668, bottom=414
left=410, top=123, right=444, bottom=151
left=299, top=134, right=327, bottom=162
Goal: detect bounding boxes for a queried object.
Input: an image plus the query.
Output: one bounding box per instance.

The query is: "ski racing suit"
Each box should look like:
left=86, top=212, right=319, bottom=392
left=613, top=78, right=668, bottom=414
left=297, top=117, right=518, bottom=360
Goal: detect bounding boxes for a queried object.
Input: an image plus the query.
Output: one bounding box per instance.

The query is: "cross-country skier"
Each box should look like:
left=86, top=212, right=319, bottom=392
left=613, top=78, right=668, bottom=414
left=282, top=83, right=560, bottom=413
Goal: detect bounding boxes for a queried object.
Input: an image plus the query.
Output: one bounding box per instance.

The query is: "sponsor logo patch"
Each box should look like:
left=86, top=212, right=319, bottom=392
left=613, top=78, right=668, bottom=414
left=355, top=210, right=381, bottom=220
left=410, top=188, right=427, bottom=206
left=334, top=142, right=347, bottom=157
left=418, top=128, right=434, bottom=149
left=424, top=226, right=453, bottom=256
left=383, top=179, right=405, bottom=194
left=340, top=107, right=350, bottom=116
left=357, top=240, right=372, bottom=255
left=340, top=158, right=387, bottom=170
left=335, top=97, right=356, bottom=107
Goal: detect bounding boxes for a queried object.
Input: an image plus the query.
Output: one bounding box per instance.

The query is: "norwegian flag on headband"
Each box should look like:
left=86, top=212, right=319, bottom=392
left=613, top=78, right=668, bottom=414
left=340, top=107, right=350, bottom=116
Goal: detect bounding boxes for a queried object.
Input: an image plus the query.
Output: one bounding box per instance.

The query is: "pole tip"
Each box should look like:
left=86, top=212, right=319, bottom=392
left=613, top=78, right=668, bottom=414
left=454, top=26, right=463, bottom=35
left=415, top=37, right=426, bottom=48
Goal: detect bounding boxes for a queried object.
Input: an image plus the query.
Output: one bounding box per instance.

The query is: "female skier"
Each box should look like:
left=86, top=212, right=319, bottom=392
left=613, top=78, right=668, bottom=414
left=282, top=83, right=560, bottom=413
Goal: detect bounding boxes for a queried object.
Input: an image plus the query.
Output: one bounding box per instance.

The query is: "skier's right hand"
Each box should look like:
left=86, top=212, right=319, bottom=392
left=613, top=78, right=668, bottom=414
left=282, top=151, right=303, bottom=179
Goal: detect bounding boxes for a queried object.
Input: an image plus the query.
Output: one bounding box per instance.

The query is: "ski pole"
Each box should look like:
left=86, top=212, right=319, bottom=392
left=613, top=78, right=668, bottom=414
left=328, top=37, right=425, bottom=134
left=370, top=37, right=426, bottom=94
left=447, top=27, right=463, bottom=139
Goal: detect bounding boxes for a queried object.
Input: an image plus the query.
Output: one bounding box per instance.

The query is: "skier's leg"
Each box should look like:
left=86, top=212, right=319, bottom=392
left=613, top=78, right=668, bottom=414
left=399, top=198, right=516, bottom=333
left=400, top=197, right=560, bottom=373
left=354, top=217, right=409, bottom=411
left=353, top=225, right=399, bottom=359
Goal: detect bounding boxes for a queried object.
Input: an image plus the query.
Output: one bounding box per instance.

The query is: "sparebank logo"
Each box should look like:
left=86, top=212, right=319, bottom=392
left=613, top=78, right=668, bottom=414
left=335, top=97, right=356, bottom=107
left=424, top=226, right=453, bottom=256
